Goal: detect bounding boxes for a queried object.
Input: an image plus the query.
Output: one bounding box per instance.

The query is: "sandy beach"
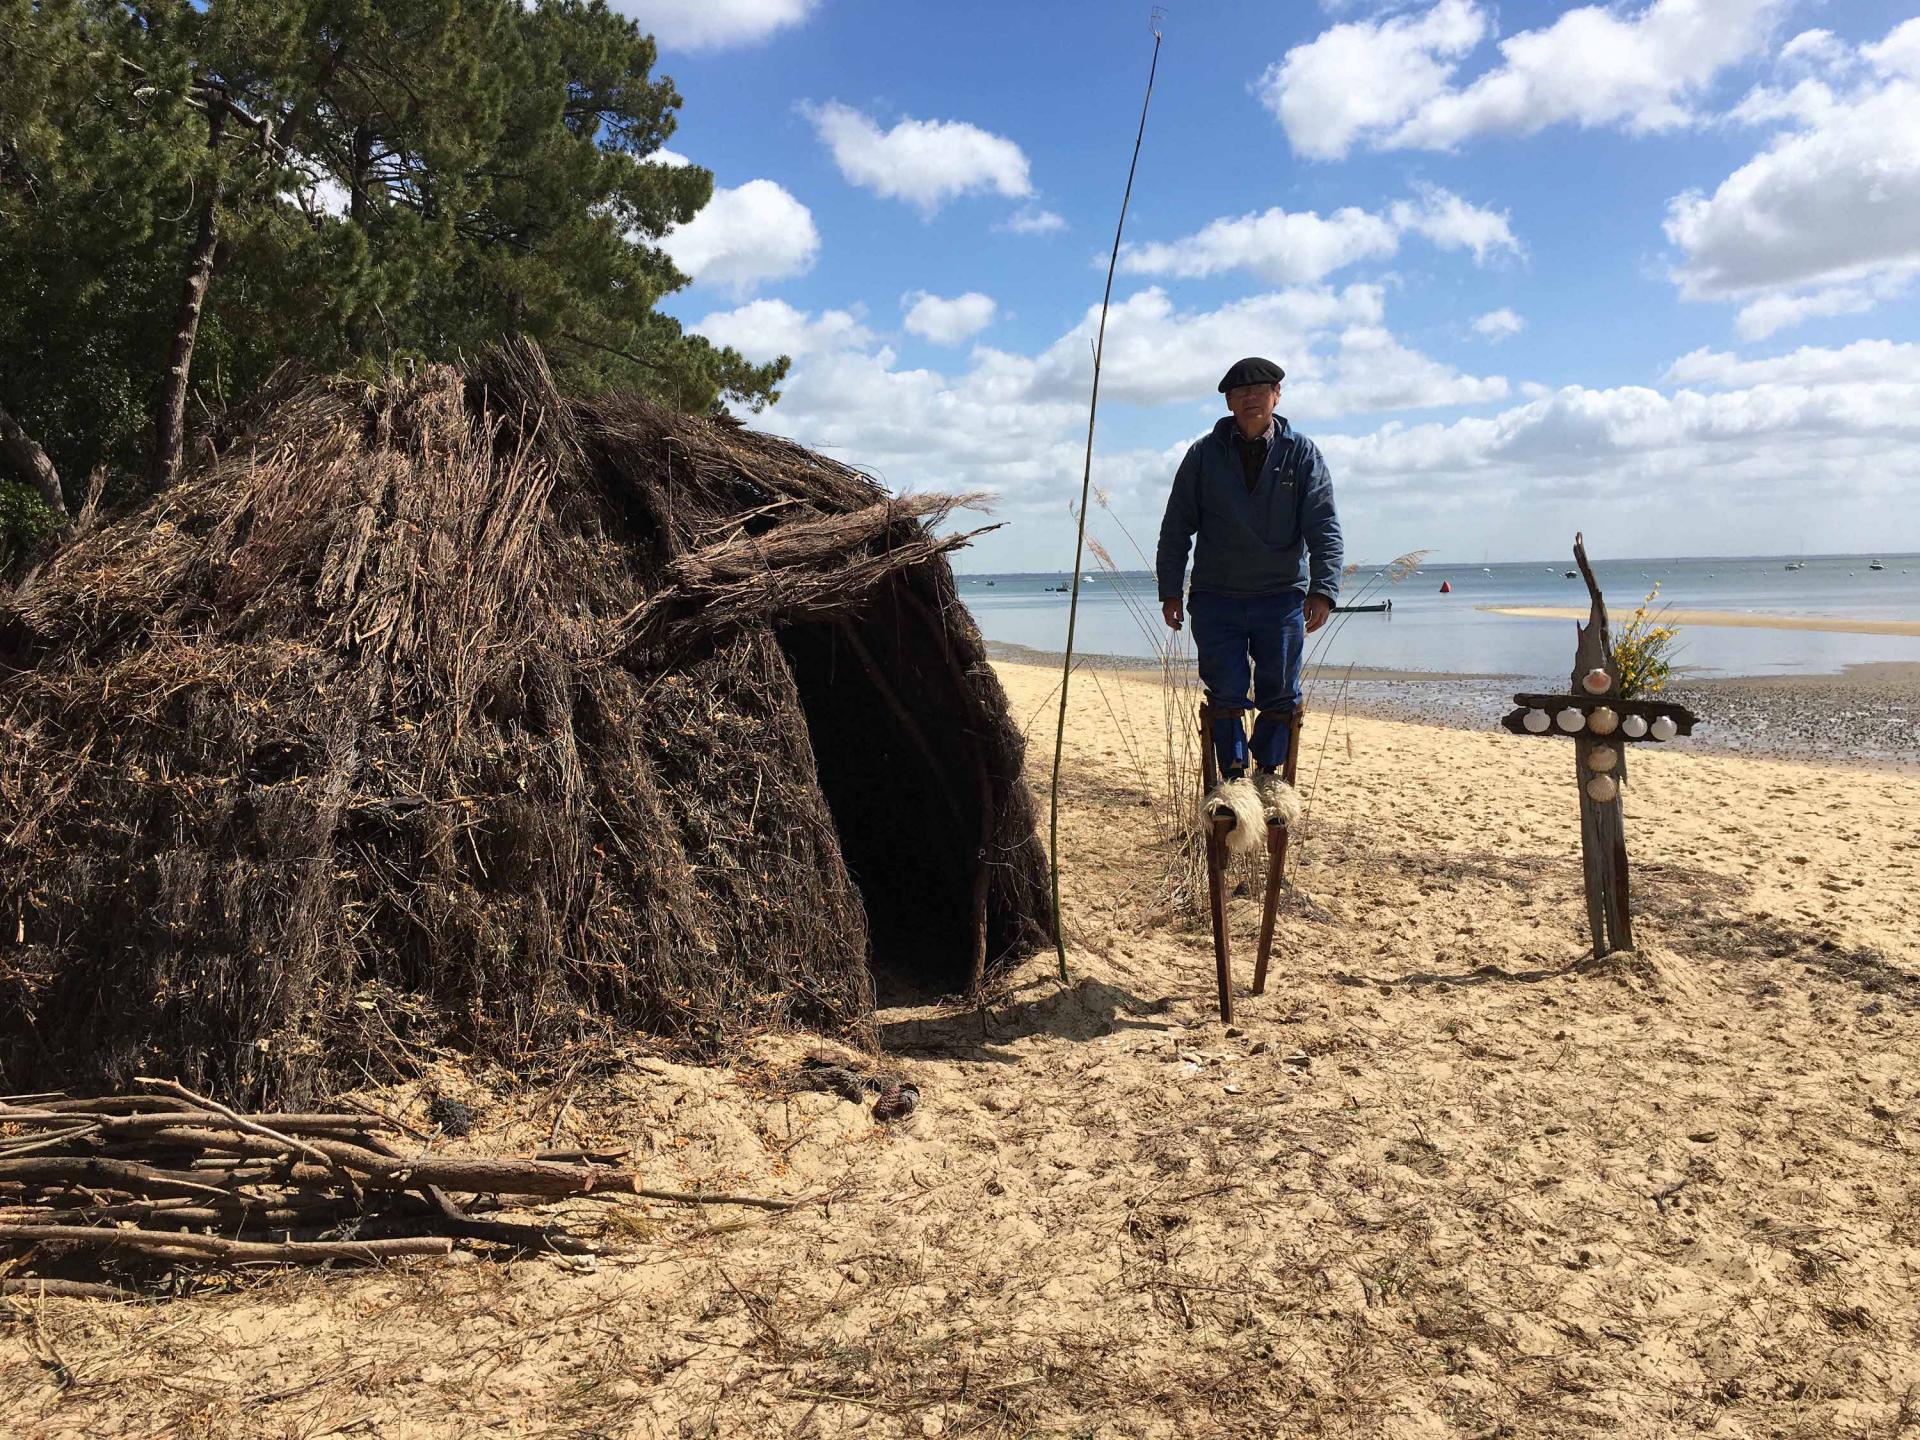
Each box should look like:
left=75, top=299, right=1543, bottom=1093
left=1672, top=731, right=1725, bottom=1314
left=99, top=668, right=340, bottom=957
left=5, top=658, right=1918, bottom=1438
left=1480, top=605, right=1920, bottom=638
left=990, top=642, right=1920, bottom=770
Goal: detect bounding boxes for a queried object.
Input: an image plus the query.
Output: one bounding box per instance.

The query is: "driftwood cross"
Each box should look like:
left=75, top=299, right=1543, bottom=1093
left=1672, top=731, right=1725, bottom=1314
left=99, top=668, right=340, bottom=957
left=1499, top=535, right=1700, bottom=957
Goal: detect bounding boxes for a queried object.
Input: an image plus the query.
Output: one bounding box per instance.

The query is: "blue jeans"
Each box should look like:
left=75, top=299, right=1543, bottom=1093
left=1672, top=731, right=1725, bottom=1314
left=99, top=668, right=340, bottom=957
left=1190, top=590, right=1304, bottom=778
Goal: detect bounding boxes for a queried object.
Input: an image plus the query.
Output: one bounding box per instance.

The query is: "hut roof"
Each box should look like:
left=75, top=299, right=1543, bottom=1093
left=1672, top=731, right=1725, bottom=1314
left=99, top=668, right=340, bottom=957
left=0, top=343, right=1050, bottom=1105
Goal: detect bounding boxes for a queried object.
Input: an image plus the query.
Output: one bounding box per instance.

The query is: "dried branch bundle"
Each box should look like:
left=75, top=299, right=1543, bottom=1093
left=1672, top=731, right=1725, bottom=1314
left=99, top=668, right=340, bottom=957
left=0, top=1086, right=802, bottom=1295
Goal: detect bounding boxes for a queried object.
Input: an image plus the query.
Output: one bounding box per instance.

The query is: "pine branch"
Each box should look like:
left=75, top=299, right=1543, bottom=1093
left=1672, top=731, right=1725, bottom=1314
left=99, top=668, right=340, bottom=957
left=0, top=398, right=65, bottom=516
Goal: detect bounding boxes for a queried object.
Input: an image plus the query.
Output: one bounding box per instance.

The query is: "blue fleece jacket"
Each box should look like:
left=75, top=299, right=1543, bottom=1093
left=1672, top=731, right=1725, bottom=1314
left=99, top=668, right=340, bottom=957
left=1156, top=416, right=1343, bottom=604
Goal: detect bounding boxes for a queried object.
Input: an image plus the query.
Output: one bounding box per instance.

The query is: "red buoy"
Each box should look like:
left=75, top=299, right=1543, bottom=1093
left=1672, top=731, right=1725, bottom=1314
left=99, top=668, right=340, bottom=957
left=1438, top=579, right=1453, bottom=593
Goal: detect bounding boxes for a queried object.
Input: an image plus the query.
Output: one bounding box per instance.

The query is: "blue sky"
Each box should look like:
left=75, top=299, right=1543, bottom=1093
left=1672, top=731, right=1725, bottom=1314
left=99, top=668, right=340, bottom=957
left=623, top=0, right=1920, bottom=568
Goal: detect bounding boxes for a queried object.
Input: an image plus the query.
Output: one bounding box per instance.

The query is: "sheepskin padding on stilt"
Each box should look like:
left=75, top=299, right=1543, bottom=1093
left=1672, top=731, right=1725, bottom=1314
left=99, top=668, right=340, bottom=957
left=1201, top=778, right=1265, bottom=857
left=1258, top=776, right=1303, bottom=831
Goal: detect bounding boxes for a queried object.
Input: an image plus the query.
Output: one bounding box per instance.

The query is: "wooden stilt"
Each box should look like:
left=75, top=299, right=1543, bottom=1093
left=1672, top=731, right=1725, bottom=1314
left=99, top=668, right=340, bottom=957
left=1207, top=814, right=1234, bottom=1024
left=1250, top=700, right=1305, bottom=995
left=1251, top=822, right=1287, bottom=996
left=1274, top=701, right=1304, bottom=886
left=1198, top=702, right=1222, bottom=792
left=1198, top=702, right=1238, bottom=1022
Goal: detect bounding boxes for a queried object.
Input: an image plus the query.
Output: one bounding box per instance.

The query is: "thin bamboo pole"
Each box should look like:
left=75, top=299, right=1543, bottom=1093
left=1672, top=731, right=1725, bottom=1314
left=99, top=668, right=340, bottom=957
left=1048, top=18, right=1164, bottom=983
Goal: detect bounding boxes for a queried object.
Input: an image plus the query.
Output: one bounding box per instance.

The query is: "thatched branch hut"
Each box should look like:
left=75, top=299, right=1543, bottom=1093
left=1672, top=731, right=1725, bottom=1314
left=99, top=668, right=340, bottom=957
left=0, top=343, right=1050, bottom=1105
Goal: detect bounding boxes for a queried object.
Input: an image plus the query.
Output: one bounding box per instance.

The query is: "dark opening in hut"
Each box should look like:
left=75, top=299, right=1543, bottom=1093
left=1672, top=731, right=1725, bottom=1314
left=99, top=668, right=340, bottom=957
left=780, top=611, right=984, bottom=998
left=0, top=342, right=1051, bottom=1105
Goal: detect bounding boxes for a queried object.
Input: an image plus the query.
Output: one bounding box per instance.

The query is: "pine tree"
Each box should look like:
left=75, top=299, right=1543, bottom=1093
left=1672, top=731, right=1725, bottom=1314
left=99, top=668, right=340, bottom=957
left=0, top=0, right=784, bottom=550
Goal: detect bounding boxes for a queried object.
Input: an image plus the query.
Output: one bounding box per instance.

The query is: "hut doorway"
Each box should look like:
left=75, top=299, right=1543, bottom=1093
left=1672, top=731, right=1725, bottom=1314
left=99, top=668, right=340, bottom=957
left=777, top=615, right=982, bottom=997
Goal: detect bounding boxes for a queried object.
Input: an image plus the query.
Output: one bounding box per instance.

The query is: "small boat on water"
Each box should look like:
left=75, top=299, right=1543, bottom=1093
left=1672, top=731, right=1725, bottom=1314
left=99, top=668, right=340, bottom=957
left=1564, top=570, right=1578, bottom=578
left=1334, top=599, right=1392, bottom=614
left=1784, top=561, right=1804, bottom=571
left=1870, top=560, right=1886, bottom=570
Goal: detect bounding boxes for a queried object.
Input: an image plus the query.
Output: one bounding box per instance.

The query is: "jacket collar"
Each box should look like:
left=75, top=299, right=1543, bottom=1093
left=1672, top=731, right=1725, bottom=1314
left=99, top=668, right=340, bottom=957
left=1210, top=415, right=1291, bottom=447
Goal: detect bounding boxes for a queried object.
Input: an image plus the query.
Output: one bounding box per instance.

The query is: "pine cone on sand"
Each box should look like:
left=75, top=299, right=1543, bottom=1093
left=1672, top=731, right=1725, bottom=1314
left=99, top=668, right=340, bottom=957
left=872, top=1079, right=920, bottom=1122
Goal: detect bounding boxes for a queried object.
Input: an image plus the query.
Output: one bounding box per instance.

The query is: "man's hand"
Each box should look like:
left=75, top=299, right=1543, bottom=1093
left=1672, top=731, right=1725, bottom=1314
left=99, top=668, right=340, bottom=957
left=1305, top=593, right=1333, bottom=633
left=1161, top=597, right=1183, bottom=631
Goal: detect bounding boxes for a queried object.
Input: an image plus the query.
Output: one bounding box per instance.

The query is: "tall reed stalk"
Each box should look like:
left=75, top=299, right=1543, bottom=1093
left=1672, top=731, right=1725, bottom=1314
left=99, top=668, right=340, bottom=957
left=1048, top=21, right=1163, bottom=983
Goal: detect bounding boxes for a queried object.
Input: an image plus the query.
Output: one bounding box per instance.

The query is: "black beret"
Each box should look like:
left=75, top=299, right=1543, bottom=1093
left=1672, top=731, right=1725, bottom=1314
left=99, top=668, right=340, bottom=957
left=1218, top=356, right=1285, bottom=393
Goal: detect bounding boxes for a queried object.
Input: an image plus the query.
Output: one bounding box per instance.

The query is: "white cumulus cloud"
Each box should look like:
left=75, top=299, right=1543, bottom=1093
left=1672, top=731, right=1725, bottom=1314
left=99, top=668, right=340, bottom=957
left=1665, top=17, right=1920, bottom=337
left=1001, top=207, right=1068, bottom=236
left=705, top=304, right=1920, bottom=568
left=691, top=299, right=873, bottom=365
left=1117, top=207, right=1398, bottom=283
left=1472, top=308, right=1525, bottom=339
left=977, top=284, right=1506, bottom=419
left=1116, top=184, right=1515, bottom=284
left=1776, top=28, right=1852, bottom=75
left=1663, top=338, right=1920, bottom=389
left=803, top=101, right=1032, bottom=214
left=608, top=0, right=817, bottom=51
left=1012, top=285, right=1391, bottom=409
left=659, top=178, right=819, bottom=295
left=712, top=285, right=1505, bottom=510
left=1319, top=373, right=1920, bottom=515
left=1259, top=0, right=1489, bottom=161
left=1389, top=183, right=1521, bottom=262
left=1261, top=0, right=1788, bottom=159
left=1734, top=286, right=1880, bottom=341
left=902, top=291, right=997, bottom=345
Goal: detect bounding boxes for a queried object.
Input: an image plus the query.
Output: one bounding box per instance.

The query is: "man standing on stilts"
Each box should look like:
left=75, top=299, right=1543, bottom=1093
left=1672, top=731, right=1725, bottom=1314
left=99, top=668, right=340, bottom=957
left=1156, top=357, right=1343, bottom=804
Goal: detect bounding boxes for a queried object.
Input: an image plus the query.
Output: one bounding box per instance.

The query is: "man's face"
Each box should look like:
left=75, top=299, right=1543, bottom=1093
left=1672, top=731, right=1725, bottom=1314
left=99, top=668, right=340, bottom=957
left=1226, top=382, right=1280, bottom=432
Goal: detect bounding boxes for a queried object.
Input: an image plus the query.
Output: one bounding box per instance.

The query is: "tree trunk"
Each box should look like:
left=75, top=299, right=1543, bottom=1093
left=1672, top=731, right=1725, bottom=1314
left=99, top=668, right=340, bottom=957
left=151, top=106, right=224, bottom=487
left=0, top=399, right=64, bottom=516
left=349, top=122, right=371, bottom=223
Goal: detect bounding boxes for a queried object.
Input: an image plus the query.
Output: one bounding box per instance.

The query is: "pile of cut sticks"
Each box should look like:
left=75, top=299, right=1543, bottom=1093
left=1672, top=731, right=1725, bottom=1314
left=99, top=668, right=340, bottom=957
left=1, top=1078, right=791, bottom=1299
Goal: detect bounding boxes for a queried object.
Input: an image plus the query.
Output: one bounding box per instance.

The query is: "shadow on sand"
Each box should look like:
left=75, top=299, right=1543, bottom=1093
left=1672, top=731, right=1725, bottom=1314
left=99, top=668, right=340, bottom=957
left=877, top=974, right=1173, bottom=1062
left=1333, top=949, right=1638, bottom=991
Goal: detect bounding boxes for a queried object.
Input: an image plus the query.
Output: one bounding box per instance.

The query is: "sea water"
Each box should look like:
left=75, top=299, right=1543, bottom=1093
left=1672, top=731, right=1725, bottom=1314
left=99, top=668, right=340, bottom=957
left=957, top=554, right=1920, bottom=682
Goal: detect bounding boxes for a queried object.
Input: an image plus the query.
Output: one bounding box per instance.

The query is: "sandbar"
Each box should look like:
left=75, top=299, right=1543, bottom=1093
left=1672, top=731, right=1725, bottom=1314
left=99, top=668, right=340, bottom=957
left=1479, top=605, right=1920, bottom=637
